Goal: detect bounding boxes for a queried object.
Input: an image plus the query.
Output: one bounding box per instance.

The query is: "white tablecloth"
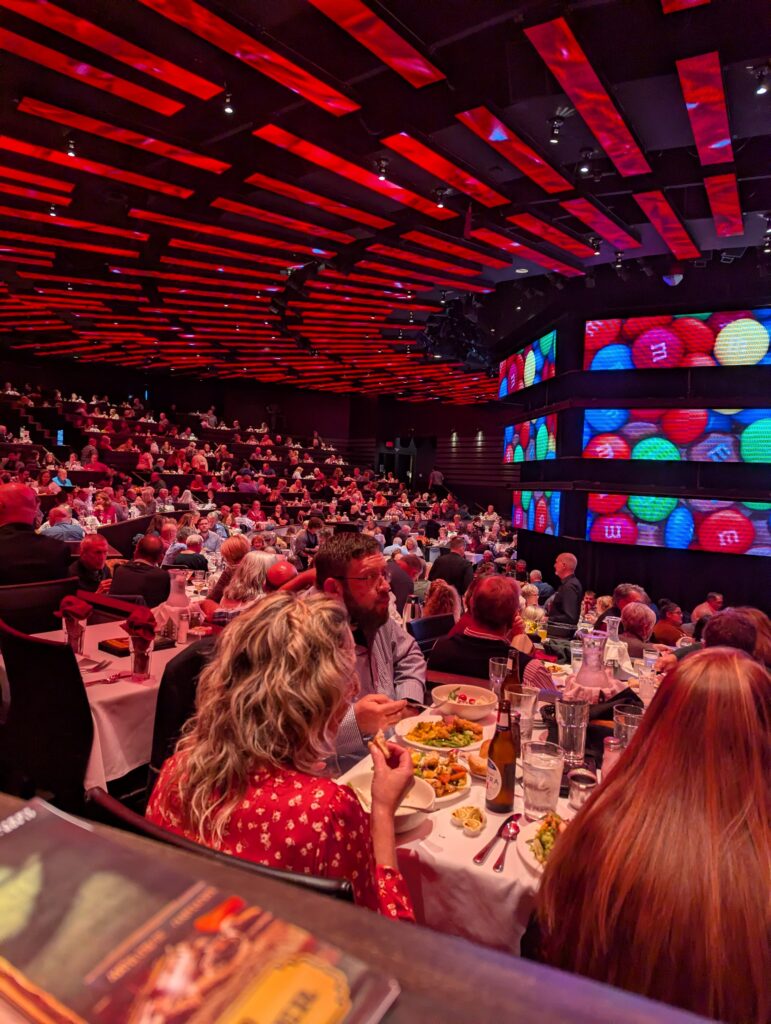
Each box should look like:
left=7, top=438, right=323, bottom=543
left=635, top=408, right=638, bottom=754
left=338, top=709, right=570, bottom=955
left=35, top=622, right=188, bottom=790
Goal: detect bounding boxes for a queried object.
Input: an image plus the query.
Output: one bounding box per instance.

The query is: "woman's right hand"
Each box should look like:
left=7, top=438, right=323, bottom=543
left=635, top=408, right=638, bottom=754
left=369, top=741, right=414, bottom=816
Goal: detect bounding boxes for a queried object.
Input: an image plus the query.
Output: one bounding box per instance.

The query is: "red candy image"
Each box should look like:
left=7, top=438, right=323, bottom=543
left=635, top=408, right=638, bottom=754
left=629, top=408, right=666, bottom=420
left=682, top=353, right=717, bottom=367
left=631, top=327, right=685, bottom=369
left=588, top=492, right=629, bottom=514
left=589, top=514, right=639, bottom=545
left=697, top=509, right=756, bottom=554
left=585, top=318, right=622, bottom=354
left=660, top=409, right=709, bottom=445
left=584, top=433, right=631, bottom=460
left=672, top=317, right=715, bottom=354
left=621, top=316, right=673, bottom=341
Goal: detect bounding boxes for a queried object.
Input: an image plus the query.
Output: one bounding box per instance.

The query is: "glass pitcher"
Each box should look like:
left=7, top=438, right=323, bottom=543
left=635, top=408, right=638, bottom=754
left=167, top=569, right=190, bottom=608
left=574, top=631, right=608, bottom=689
left=604, top=615, right=621, bottom=641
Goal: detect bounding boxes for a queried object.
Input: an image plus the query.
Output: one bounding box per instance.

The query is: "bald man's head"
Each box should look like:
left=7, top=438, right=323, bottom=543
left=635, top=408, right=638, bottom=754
left=0, top=483, right=39, bottom=527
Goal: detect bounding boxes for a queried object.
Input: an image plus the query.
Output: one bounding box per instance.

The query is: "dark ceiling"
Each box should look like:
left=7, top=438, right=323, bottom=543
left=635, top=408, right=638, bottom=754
left=0, top=0, right=768, bottom=403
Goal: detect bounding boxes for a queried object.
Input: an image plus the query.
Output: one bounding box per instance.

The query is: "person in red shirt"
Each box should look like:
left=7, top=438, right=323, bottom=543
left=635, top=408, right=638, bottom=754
left=147, top=591, right=415, bottom=920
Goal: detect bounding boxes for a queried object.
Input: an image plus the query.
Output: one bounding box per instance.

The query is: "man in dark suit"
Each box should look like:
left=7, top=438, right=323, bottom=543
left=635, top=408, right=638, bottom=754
left=110, top=535, right=170, bottom=608
left=428, top=536, right=474, bottom=596
left=547, top=552, right=583, bottom=640
left=0, top=483, right=71, bottom=585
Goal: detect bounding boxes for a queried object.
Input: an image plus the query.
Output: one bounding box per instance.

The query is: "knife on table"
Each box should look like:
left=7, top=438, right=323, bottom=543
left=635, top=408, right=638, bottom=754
left=473, top=813, right=517, bottom=866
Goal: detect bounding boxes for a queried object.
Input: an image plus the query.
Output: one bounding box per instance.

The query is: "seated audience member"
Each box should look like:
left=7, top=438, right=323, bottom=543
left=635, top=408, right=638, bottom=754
left=428, top=576, right=551, bottom=689
left=41, top=506, right=85, bottom=542
left=315, top=533, right=426, bottom=762
left=387, top=553, right=422, bottom=615
left=147, top=593, right=415, bottom=919
left=653, top=601, right=687, bottom=645
left=207, top=534, right=250, bottom=603
left=110, top=535, right=170, bottom=607
left=422, top=578, right=462, bottom=621
left=656, top=608, right=759, bottom=675
left=594, top=582, right=645, bottom=631
left=173, top=533, right=208, bottom=570
left=293, top=516, right=323, bottom=568
left=619, top=602, right=657, bottom=658
left=526, top=647, right=770, bottom=1024
left=529, top=569, right=553, bottom=605
left=197, top=516, right=222, bottom=554
left=68, top=533, right=111, bottom=592
left=265, top=559, right=298, bottom=592
left=594, top=594, right=613, bottom=619
left=428, top=536, right=474, bottom=596
left=691, top=591, right=724, bottom=622
left=160, top=522, right=184, bottom=566
left=204, top=551, right=276, bottom=624
left=734, top=606, right=771, bottom=670
left=0, top=483, right=71, bottom=585
left=521, top=583, right=546, bottom=631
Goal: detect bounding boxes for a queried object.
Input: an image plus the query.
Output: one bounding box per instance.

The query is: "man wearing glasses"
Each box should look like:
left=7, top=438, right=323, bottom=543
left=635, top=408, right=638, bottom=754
left=316, top=533, right=426, bottom=761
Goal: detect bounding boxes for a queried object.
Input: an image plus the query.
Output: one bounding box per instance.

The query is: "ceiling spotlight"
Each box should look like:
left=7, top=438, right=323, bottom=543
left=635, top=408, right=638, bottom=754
left=434, top=187, right=447, bottom=209
left=577, top=148, right=592, bottom=175
left=614, top=250, right=623, bottom=269
left=514, top=267, right=528, bottom=274
left=589, top=236, right=602, bottom=256
left=549, top=117, right=564, bottom=144
left=755, top=68, right=768, bottom=95
left=764, top=215, right=771, bottom=235
left=515, top=303, right=522, bottom=311
left=49, top=203, right=57, bottom=217
left=223, top=91, right=234, bottom=115
left=440, top=290, right=447, bottom=304
left=763, top=237, right=771, bottom=255
left=376, top=158, right=389, bottom=181
left=66, top=137, right=76, bottom=158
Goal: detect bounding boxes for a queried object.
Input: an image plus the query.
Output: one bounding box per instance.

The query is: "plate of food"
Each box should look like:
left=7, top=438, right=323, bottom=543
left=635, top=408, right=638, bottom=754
left=431, top=683, right=496, bottom=722
left=517, top=812, right=569, bottom=874
left=542, top=662, right=569, bottom=676
left=410, top=750, right=471, bottom=804
left=395, top=714, right=485, bottom=752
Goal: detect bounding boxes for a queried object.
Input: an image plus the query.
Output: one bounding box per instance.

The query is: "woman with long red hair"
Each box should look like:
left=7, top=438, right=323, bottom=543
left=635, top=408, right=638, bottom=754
left=529, top=647, right=770, bottom=1023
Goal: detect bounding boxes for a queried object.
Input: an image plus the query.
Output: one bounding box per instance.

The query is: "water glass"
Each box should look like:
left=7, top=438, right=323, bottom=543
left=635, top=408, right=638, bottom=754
left=65, top=622, right=85, bottom=656
left=489, top=657, right=508, bottom=696
left=555, top=699, right=589, bottom=767
left=522, top=741, right=564, bottom=821
left=614, top=703, right=644, bottom=747
left=507, top=687, right=539, bottom=742
left=637, top=669, right=658, bottom=708
left=642, top=645, right=659, bottom=669
left=569, top=640, right=584, bottom=671
left=567, top=768, right=598, bottom=811
left=129, top=638, right=153, bottom=682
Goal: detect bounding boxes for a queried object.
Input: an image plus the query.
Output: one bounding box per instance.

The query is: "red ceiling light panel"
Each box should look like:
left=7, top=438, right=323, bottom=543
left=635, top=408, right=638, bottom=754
left=558, top=198, right=641, bottom=250
left=400, top=231, right=509, bottom=269
left=506, top=213, right=594, bottom=257
left=661, top=0, right=710, bottom=12
left=0, top=28, right=183, bottom=115
left=254, top=125, right=456, bottom=220
left=210, top=197, right=354, bottom=244
left=676, top=52, right=734, bottom=166
left=18, top=99, right=229, bottom=174
left=703, top=173, right=743, bottom=237
left=524, top=18, right=651, bottom=177
left=0, top=0, right=220, bottom=98
left=0, top=181, right=71, bottom=205
left=381, top=133, right=507, bottom=207
left=0, top=228, right=139, bottom=257
left=468, top=227, right=584, bottom=277
left=244, top=171, right=392, bottom=229
left=0, top=204, right=148, bottom=239
left=455, top=107, right=572, bottom=194
left=633, top=190, right=701, bottom=258
left=366, top=243, right=477, bottom=276
left=0, top=161, right=73, bottom=193
left=135, top=0, right=359, bottom=116
left=307, top=0, right=444, bottom=88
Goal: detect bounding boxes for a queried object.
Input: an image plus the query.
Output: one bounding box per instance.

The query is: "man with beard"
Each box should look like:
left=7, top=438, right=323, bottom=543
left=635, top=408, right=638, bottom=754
left=316, top=533, right=426, bottom=762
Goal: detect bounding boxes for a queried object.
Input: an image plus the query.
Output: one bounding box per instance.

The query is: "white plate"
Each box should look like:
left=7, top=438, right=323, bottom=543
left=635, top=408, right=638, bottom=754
left=430, top=776, right=472, bottom=806
left=517, top=817, right=571, bottom=873
left=395, top=714, right=484, bottom=752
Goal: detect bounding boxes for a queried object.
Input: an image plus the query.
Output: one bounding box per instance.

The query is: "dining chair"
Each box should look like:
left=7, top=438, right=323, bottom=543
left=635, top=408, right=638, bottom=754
left=75, top=590, right=147, bottom=624
left=85, top=787, right=354, bottom=903
left=407, top=613, right=456, bottom=654
left=0, top=576, right=79, bottom=635
left=0, top=618, right=92, bottom=812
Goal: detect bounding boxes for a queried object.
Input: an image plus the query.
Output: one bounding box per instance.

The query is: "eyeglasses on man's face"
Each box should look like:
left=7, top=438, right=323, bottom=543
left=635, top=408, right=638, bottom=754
left=333, top=568, right=390, bottom=588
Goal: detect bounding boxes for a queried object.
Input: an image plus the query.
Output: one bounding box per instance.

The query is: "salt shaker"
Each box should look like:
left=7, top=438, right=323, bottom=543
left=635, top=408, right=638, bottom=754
left=602, top=736, right=623, bottom=778
left=177, top=610, right=190, bottom=644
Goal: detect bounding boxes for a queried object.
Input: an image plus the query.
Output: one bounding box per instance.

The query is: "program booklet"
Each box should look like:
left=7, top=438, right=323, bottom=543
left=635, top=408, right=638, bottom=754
left=0, top=800, right=400, bottom=1024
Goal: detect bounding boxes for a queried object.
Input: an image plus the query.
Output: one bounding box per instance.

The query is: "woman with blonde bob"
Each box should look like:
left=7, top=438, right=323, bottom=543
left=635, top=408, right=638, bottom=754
left=148, top=592, right=415, bottom=919
left=528, top=647, right=770, bottom=1023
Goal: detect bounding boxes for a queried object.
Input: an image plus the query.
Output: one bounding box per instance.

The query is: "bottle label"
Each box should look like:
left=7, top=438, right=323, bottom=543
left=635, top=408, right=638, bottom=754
left=485, top=760, right=502, bottom=801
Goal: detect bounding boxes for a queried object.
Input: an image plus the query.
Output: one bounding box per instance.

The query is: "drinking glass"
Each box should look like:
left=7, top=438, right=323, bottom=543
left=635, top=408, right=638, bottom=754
left=536, top=624, right=548, bottom=643
left=614, top=703, right=644, bottom=747
left=642, top=645, right=659, bottom=669
left=567, top=768, right=598, bottom=811
left=569, top=640, right=584, bottom=671
left=507, top=687, right=539, bottom=742
left=637, top=669, right=658, bottom=708
left=489, top=657, right=508, bottom=696
left=555, top=699, right=589, bottom=767
left=522, top=741, right=564, bottom=821
left=604, top=615, right=621, bottom=642
left=129, top=638, right=153, bottom=682
left=65, top=621, right=85, bottom=655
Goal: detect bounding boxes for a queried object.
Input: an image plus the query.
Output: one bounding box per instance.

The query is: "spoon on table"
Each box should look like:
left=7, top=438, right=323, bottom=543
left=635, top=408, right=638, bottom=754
left=492, top=818, right=521, bottom=873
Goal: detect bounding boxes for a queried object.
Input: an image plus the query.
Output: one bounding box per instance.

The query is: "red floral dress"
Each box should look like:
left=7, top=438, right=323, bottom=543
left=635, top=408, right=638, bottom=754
left=147, top=757, right=414, bottom=921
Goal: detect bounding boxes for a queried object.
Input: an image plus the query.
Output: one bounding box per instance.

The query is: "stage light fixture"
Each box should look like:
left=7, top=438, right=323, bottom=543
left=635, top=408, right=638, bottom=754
left=49, top=204, right=57, bottom=217
left=755, top=69, right=768, bottom=95
left=589, top=236, right=602, bottom=256
left=577, top=148, right=592, bottom=175
left=763, top=237, right=771, bottom=255
left=376, top=158, right=389, bottom=181
left=549, top=117, right=563, bottom=144
left=434, top=187, right=447, bottom=209
left=613, top=250, right=623, bottom=269
left=66, top=137, right=76, bottom=158
left=440, top=290, right=447, bottom=304
left=223, top=91, right=234, bottom=115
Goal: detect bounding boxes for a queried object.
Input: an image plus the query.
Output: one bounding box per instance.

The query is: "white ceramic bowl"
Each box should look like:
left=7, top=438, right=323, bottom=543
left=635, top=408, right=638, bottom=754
left=346, top=772, right=435, bottom=832
left=431, top=682, right=497, bottom=721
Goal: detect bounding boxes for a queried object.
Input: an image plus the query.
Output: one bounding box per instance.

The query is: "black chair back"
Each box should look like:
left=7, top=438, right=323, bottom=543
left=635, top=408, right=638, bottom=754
left=85, top=787, right=354, bottom=903
left=76, top=590, right=147, bottom=625
left=407, top=614, right=455, bottom=643
left=0, top=618, right=92, bottom=811
left=0, top=576, right=78, bottom=634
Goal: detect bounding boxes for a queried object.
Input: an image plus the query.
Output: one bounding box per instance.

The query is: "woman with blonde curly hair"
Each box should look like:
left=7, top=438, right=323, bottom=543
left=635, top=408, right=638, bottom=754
left=423, top=578, right=461, bottom=620
left=147, top=592, right=415, bottom=919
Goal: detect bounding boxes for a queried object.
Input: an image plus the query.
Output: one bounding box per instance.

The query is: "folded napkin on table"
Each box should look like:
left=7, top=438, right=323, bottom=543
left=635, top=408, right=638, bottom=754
left=55, top=596, right=93, bottom=624
left=121, top=607, right=156, bottom=649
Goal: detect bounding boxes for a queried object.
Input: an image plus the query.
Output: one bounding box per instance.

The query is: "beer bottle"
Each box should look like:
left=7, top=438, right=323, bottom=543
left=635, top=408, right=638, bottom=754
left=486, top=699, right=518, bottom=813
left=502, top=646, right=522, bottom=696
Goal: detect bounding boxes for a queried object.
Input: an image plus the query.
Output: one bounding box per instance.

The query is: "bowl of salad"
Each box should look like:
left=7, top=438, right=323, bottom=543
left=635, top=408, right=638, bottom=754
left=431, top=682, right=497, bottom=721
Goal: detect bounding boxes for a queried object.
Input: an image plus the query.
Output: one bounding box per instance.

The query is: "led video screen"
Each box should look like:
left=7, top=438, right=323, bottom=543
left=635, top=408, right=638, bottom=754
left=498, top=329, right=557, bottom=397
left=504, top=414, right=558, bottom=462
left=512, top=489, right=562, bottom=535
left=584, top=310, right=771, bottom=371
left=586, top=493, right=771, bottom=556
left=582, top=408, right=771, bottom=463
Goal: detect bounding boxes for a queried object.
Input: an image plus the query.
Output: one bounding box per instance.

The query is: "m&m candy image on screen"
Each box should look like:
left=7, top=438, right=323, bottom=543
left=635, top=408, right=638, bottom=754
left=586, top=494, right=770, bottom=556
left=512, top=489, right=562, bottom=536
left=498, top=330, right=557, bottom=398
left=583, top=310, right=770, bottom=371
left=582, top=408, right=771, bottom=464
left=503, top=414, right=558, bottom=463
